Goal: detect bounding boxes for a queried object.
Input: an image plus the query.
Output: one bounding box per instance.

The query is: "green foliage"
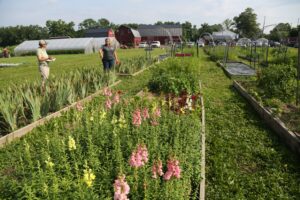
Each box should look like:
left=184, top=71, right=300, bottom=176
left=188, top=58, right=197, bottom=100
left=233, top=7, right=260, bottom=38
left=258, top=64, right=296, bottom=102
left=0, top=94, right=202, bottom=199
left=46, top=19, right=76, bottom=38
left=115, top=56, right=157, bottom=74
left=148, top=58, right=199, bottom=95
left=0, top=25, right=48, bottom=47
left=0, top=67, right=112, bottom=135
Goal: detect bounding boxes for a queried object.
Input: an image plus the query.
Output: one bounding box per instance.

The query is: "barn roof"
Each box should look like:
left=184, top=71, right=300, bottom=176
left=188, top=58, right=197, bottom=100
left=138, top=24, right=182, bottom=37
left=131, top=29, right=141, bottom=38
left=85, top=28, right=112, bottom=37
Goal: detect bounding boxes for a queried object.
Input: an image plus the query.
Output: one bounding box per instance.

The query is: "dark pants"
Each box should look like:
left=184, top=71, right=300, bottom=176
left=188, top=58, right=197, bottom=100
left=102, top=59, right=115, bottom=71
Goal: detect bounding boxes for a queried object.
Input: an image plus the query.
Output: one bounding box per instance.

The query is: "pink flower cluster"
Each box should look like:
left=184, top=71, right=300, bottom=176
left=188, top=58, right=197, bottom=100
left=129, top=144, right=148, bottom=168
left=142, top=108, right=150, bottom=120
left=103, top=89, right=122, bottom=110
left=152, top=160, right=164, bottom=179
left=132, top=107, right=161, bottom=127
left=76, top=102, right=84, bottom=112
left=106, top=98, right=112, bottom=110
left=114, top=175, right=130, bottom=200
left=103, top=87, right=112, bottom=97
left=153, top=108, right=161, bottom=118
left=132, top=109, right=142, bottom=126
left=163, top=159, right=181, bottom=180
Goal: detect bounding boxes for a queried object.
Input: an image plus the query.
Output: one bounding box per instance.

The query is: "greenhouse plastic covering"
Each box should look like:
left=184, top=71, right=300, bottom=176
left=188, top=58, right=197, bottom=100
left=14, top=37, right=120, bottom=56
left=212, top=30, right=238, bottom=41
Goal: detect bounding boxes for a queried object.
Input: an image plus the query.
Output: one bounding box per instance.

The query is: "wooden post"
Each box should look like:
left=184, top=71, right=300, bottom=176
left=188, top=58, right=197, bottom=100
left=265, top=45, right=269, bottom=67
left=197, top=42, right=199, bottom=58
left=297, top=31, right=300, bottom=105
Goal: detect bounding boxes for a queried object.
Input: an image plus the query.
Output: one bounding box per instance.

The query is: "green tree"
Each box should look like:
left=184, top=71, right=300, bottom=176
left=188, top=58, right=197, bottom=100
left=289, top=26, right=300, bottom=37
left=269, top=23, right=291, bottom=41
left=233, top=7, right=260, bottom=38
left=46, top=19, right=76, bottom=37
left=198, top=23, right=222, bottom=36
left=79, top=18, right=98, bottom=30
left=0, top=25, right=48, bottom=47
left=182, top=21, right=193, bottom=41
left=98, top=18, right=110, bottom=28
left=222, top=18, right=235, bottom=31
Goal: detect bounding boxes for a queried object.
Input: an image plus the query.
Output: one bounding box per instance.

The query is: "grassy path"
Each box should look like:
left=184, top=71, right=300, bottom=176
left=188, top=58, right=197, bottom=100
left=197, top=51, right=300, bottom=199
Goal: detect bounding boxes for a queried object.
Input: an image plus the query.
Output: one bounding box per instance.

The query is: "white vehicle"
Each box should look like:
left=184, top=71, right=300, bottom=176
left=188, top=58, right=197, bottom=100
left=197, top=40, right=205, bottom=47
left=236, top=42, right=247, bottom=47
left=139, top=42, right=149, bottom=48
left=186, top=41, right=195, bottom=47
left=151, top=41, right=161, bottom=48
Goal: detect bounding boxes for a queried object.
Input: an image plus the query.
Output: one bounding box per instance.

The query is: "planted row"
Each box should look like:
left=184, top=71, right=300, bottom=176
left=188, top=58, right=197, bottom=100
left=0, top=87, right=202, bottom=199
left=0, top=67, right=116, bottom=135
left=115, top=56, right=157, bottom=75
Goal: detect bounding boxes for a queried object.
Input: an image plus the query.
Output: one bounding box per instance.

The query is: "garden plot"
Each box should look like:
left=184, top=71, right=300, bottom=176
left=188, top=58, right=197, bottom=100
left=0, top=57, right=205, bottom=199
left=223, top=62, right=256, bottom=76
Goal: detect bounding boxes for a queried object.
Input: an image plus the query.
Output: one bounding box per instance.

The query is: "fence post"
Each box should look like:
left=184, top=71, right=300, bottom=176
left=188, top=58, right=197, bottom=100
left=297, top=31, right=300, bottom=105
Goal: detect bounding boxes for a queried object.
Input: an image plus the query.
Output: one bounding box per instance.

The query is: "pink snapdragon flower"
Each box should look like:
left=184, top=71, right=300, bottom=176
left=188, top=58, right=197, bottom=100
left=142, top=108, right=150, bottom=120
left=150, top=120, right=159, bottom=126
left=113, top=92, right=120, bottom=104
left=103, top=87, right=112, bottom=97
left=114, top=175, right=130, bottom=200
left=105, top=98, right=112, bottom=110
left=76, top=102, right=84, bottom=112
left=163, top=159, right=181, bottom=180
left=129, top=144, right=148, bottom=168
left=152, top=160, right=164, bottom=179
left=153, top=108, right=161, bottom=118
left=132, top=109, right=142, bottom=127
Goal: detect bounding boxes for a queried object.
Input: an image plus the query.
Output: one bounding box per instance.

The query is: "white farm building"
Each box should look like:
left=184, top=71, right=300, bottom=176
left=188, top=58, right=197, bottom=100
left=14, top=37, right=119, bottom=56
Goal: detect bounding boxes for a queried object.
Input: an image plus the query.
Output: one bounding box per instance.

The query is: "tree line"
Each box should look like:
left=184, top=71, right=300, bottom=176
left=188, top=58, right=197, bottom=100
left=0, top=8, right=299, bottom=47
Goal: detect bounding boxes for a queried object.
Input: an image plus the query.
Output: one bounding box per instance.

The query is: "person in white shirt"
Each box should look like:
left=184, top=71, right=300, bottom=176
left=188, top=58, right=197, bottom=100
left=36, top=40, right=55, bottom=92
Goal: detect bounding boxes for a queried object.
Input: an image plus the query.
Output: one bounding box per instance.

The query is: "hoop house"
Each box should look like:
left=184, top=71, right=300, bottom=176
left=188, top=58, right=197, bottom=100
left=255, top=38, right=269, bottom=46
left=237, top=38, right=251, bottom=46
left=212, top=30, right=238, bottom=41
left=14, top=38, right=96, bottom=56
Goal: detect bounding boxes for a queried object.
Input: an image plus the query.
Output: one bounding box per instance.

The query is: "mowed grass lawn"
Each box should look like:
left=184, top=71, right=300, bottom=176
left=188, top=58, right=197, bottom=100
left=0, top=48, right=165, bottom=88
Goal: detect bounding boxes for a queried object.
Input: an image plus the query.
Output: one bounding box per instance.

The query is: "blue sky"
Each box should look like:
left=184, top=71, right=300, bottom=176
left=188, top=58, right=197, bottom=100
left=0, top=0, right=299, bottom=32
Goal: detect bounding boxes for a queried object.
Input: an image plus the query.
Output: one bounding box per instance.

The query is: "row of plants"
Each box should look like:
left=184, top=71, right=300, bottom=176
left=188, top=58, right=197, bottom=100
left=0, top=67, right=117, bottom=136
left=194, top=51, right=300, bottom=199
left=203, top=46, right=238, bottom=62
left=240, top=62, right=299, bottom=133
left=0, top=57, right=204, bottom=199
left=148, top=57, right=200, bottom=95
left=114, top=56, right=157, bottom=75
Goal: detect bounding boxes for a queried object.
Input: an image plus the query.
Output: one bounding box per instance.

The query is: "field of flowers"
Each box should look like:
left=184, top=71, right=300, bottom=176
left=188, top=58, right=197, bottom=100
left=0, top=57, right=203, bottom=199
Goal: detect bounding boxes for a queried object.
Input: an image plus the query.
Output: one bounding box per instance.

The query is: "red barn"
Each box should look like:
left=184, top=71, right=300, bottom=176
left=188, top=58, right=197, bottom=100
left=116, top=25, right=141, bottom=47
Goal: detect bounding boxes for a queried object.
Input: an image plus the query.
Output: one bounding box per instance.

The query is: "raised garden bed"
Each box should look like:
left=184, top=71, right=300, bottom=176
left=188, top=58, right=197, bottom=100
left=221, top=62, right=256, bottom=77
left=233, top=80, right=300, bottom=155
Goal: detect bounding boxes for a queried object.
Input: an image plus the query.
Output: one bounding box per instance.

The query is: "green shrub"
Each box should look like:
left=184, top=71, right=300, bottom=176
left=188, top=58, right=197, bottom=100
left=148, top=58, right=199, bottom=95
left=257, top=64, right=296, bottom=102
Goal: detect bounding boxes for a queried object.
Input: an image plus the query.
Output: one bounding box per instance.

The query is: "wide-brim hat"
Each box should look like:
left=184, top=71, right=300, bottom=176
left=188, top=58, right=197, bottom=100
left=39, top=40, right=48, bottom=46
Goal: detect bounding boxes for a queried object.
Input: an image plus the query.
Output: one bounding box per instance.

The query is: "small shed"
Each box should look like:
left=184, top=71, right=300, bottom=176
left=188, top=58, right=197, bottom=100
left=138, top=24, right=182, bottom=44
left=85, top=28, right=115, bottom=38
left=212, top=30, right=238, bottom=41
left=14, top=38, right=95, bottom=56
left=116, top=25, right=141, bottom=47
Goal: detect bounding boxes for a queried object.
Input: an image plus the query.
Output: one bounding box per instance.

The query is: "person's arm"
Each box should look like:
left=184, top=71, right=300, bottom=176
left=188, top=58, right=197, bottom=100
left=99, top=48, right=103, bottom=59
left=37, top=52, right=50, bottom=62
left=114, top=51, right=120, bottom=64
